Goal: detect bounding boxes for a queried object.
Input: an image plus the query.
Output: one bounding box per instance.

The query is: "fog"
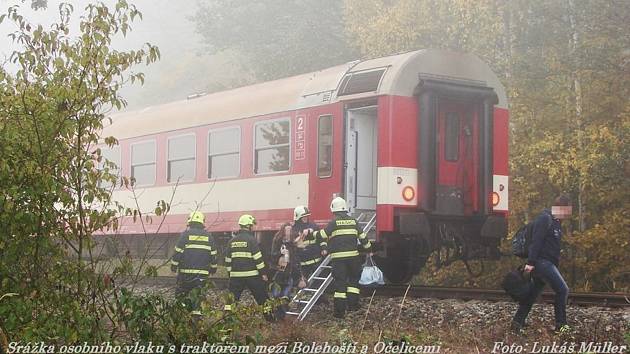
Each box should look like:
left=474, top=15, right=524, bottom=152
left=0, top=0, right=241, bottom=110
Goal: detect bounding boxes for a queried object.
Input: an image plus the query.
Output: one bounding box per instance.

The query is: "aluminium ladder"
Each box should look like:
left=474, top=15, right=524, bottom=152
left=357, top=212, right=377, bottom=240
left=285, top=212, right=377, bottom=321
left=285, top=254, right=333, bottom=321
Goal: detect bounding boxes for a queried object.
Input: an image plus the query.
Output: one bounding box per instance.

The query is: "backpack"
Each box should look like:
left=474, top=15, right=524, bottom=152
left=511, top=213, right=553, bottom=258
left=501, top=266, right=533, bottom=302
left=511, top=222, right=535, bottom=258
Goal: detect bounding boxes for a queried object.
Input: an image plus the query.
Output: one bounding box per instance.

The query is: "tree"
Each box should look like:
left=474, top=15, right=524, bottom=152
left=506, top=0, right=630, bottom=290
left=192, top=0, right=358, bottom=82
left=344, top=0, right=506, bottom=72
left=0, top=0, right=160, bottom=341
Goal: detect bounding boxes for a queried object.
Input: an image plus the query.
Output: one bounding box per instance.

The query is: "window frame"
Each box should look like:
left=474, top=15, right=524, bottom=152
left=99, top=145, right=121, bottom=189
left=166, top=133, right=197, bottom=184
left=253, top=117, right=292, bottom=175
left=130, top=139, right=157, bottom=187
left=207, top=126, right=241, bottom=180
left=317, top=114, right=333, bottom=178
left=337, top=67, right=387, bottom=96
left=444, top=112, right=460, bottom=162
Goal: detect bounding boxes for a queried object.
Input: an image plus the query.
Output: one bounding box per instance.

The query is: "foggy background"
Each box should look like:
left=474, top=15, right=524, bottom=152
left=0, top=0, right=248, bottom=110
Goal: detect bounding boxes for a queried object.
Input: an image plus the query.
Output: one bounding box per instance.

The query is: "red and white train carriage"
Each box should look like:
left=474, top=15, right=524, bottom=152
left=101, top=49, right=509, bottom=283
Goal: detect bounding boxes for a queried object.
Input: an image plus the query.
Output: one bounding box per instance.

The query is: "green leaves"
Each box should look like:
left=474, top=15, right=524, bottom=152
left=0, top=0, right=166, bottom=342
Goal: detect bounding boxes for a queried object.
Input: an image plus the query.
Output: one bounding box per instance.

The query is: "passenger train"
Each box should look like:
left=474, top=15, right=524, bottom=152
left=101, top=49, right=509, bottom=283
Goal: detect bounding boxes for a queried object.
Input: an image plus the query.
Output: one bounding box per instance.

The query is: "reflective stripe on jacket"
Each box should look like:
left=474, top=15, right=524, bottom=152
left=171, top=223, right=218, bottom=275
left=318, top=213, right=371, bottom=259
left=225, top=230, right=266, bottom=277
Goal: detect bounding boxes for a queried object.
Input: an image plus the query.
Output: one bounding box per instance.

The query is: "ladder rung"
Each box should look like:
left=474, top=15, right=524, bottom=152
left=286, top=254, right=333, bottom=321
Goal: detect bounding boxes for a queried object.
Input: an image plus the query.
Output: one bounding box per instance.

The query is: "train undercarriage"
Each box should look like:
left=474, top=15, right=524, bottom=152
left=373, top=213, right=507, bottom=284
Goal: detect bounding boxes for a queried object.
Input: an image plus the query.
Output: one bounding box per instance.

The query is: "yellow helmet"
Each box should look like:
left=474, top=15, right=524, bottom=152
left=238, top=214, right=256, bottom=228
left=330, top=197, right=348, bottom=213
left=188, top=211, right=205, bottom=224
left=293, top=205, right=311, bottom=221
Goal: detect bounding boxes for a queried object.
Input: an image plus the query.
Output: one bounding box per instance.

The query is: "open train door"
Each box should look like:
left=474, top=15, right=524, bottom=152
left=344, top=105, right=378, bottom=214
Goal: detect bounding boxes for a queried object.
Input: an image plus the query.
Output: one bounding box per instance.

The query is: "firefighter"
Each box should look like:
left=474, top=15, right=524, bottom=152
left=318, top=197, right=371, bottom=318
left=171, top=211, right=218, bottom=314
left=224, top=214, right=277, bottom=321
left=293, top=205, right=326, bottom=278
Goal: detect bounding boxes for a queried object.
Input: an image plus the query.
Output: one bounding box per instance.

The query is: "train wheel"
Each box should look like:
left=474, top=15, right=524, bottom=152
left=375, top=236, right=427, bottom=284
left=376, top=255, right=414, bottom=284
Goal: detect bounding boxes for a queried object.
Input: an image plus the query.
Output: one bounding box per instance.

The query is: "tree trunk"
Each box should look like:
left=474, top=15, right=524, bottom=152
left=499, top=0, right=514, bottom=88
left=567, top=0, right=586, bottom=233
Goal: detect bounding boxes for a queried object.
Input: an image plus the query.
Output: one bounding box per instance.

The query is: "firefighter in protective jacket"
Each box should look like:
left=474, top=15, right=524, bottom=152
left=317, top=197, right=371, bottom=318
left=293, top=205, right=325, bottom=278
left=224, top=214, right=277, bottom=320
left=171, top=211, right=218, bottom=308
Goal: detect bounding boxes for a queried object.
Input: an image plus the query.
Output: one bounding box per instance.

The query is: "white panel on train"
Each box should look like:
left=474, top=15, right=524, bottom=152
left=111, top=173, right=309, bottom=226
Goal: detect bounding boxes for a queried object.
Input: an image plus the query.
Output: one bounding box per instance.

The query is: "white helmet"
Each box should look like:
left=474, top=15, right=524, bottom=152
left=293, top=205, right=311, bottom=221
left=330, top=197, right=348, bottom=213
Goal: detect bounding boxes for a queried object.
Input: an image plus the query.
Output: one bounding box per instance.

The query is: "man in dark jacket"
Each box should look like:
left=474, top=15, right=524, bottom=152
left=224, top=214, right=277, bottom=321
left=512, top=195, right=572, bottom=333
left=293, top=205, right=325, bottom=278
left=171, top=211, right=217, bottom=313
left=317, top=197, right=371, bottom=318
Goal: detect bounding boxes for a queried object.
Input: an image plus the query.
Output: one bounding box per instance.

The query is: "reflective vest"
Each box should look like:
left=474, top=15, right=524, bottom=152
left=225, top=230, right=266, bottom=277
left=318, top=213, right=371, bottom=259
left=171, top=223, right=218, bottom=276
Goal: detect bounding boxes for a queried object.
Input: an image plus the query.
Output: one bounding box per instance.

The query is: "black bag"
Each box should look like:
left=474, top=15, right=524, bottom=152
left=501, top=266, right=533, bottom=302
left=511, top=222, right=534, bottom=258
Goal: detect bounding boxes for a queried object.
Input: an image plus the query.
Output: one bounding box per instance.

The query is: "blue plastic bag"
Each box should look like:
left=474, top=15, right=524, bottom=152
left=359, top=255, right=385, bottom=285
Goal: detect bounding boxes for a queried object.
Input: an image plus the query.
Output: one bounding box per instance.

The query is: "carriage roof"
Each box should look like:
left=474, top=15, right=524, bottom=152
left=104, top=49, right=507, bottom=140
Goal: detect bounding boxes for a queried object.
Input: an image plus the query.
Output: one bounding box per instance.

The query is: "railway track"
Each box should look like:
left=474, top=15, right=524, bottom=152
left=136, top=276, right=630, bottom=308
left=367, top=284, right=630, bottom=308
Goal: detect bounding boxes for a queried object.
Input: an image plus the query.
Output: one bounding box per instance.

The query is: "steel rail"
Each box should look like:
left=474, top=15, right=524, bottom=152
left=133, top=276, right=630, bottom=308
left=363, top=284, right=630, bottom=308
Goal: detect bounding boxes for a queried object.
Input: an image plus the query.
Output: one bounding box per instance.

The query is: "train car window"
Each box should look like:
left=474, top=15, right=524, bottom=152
left=167, top=134, right=196, bottom=183
left=338, top=69, right=386, bottom=96
left=445, top=113, right=460, bottom=161
left=317, top=115, right=333, bottom=177
left=99, top=146, right=121, bottom=189
left=208, top=127, right=240, bottom=179
left=254, top=119, right=290, bottom=174
left=131, top=140, right=156, bottom=186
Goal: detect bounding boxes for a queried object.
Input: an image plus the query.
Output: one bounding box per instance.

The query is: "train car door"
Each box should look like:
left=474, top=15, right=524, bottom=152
left=436, top=100, right=478, bottom=215
left=345, top=106, right=378, bottom=212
